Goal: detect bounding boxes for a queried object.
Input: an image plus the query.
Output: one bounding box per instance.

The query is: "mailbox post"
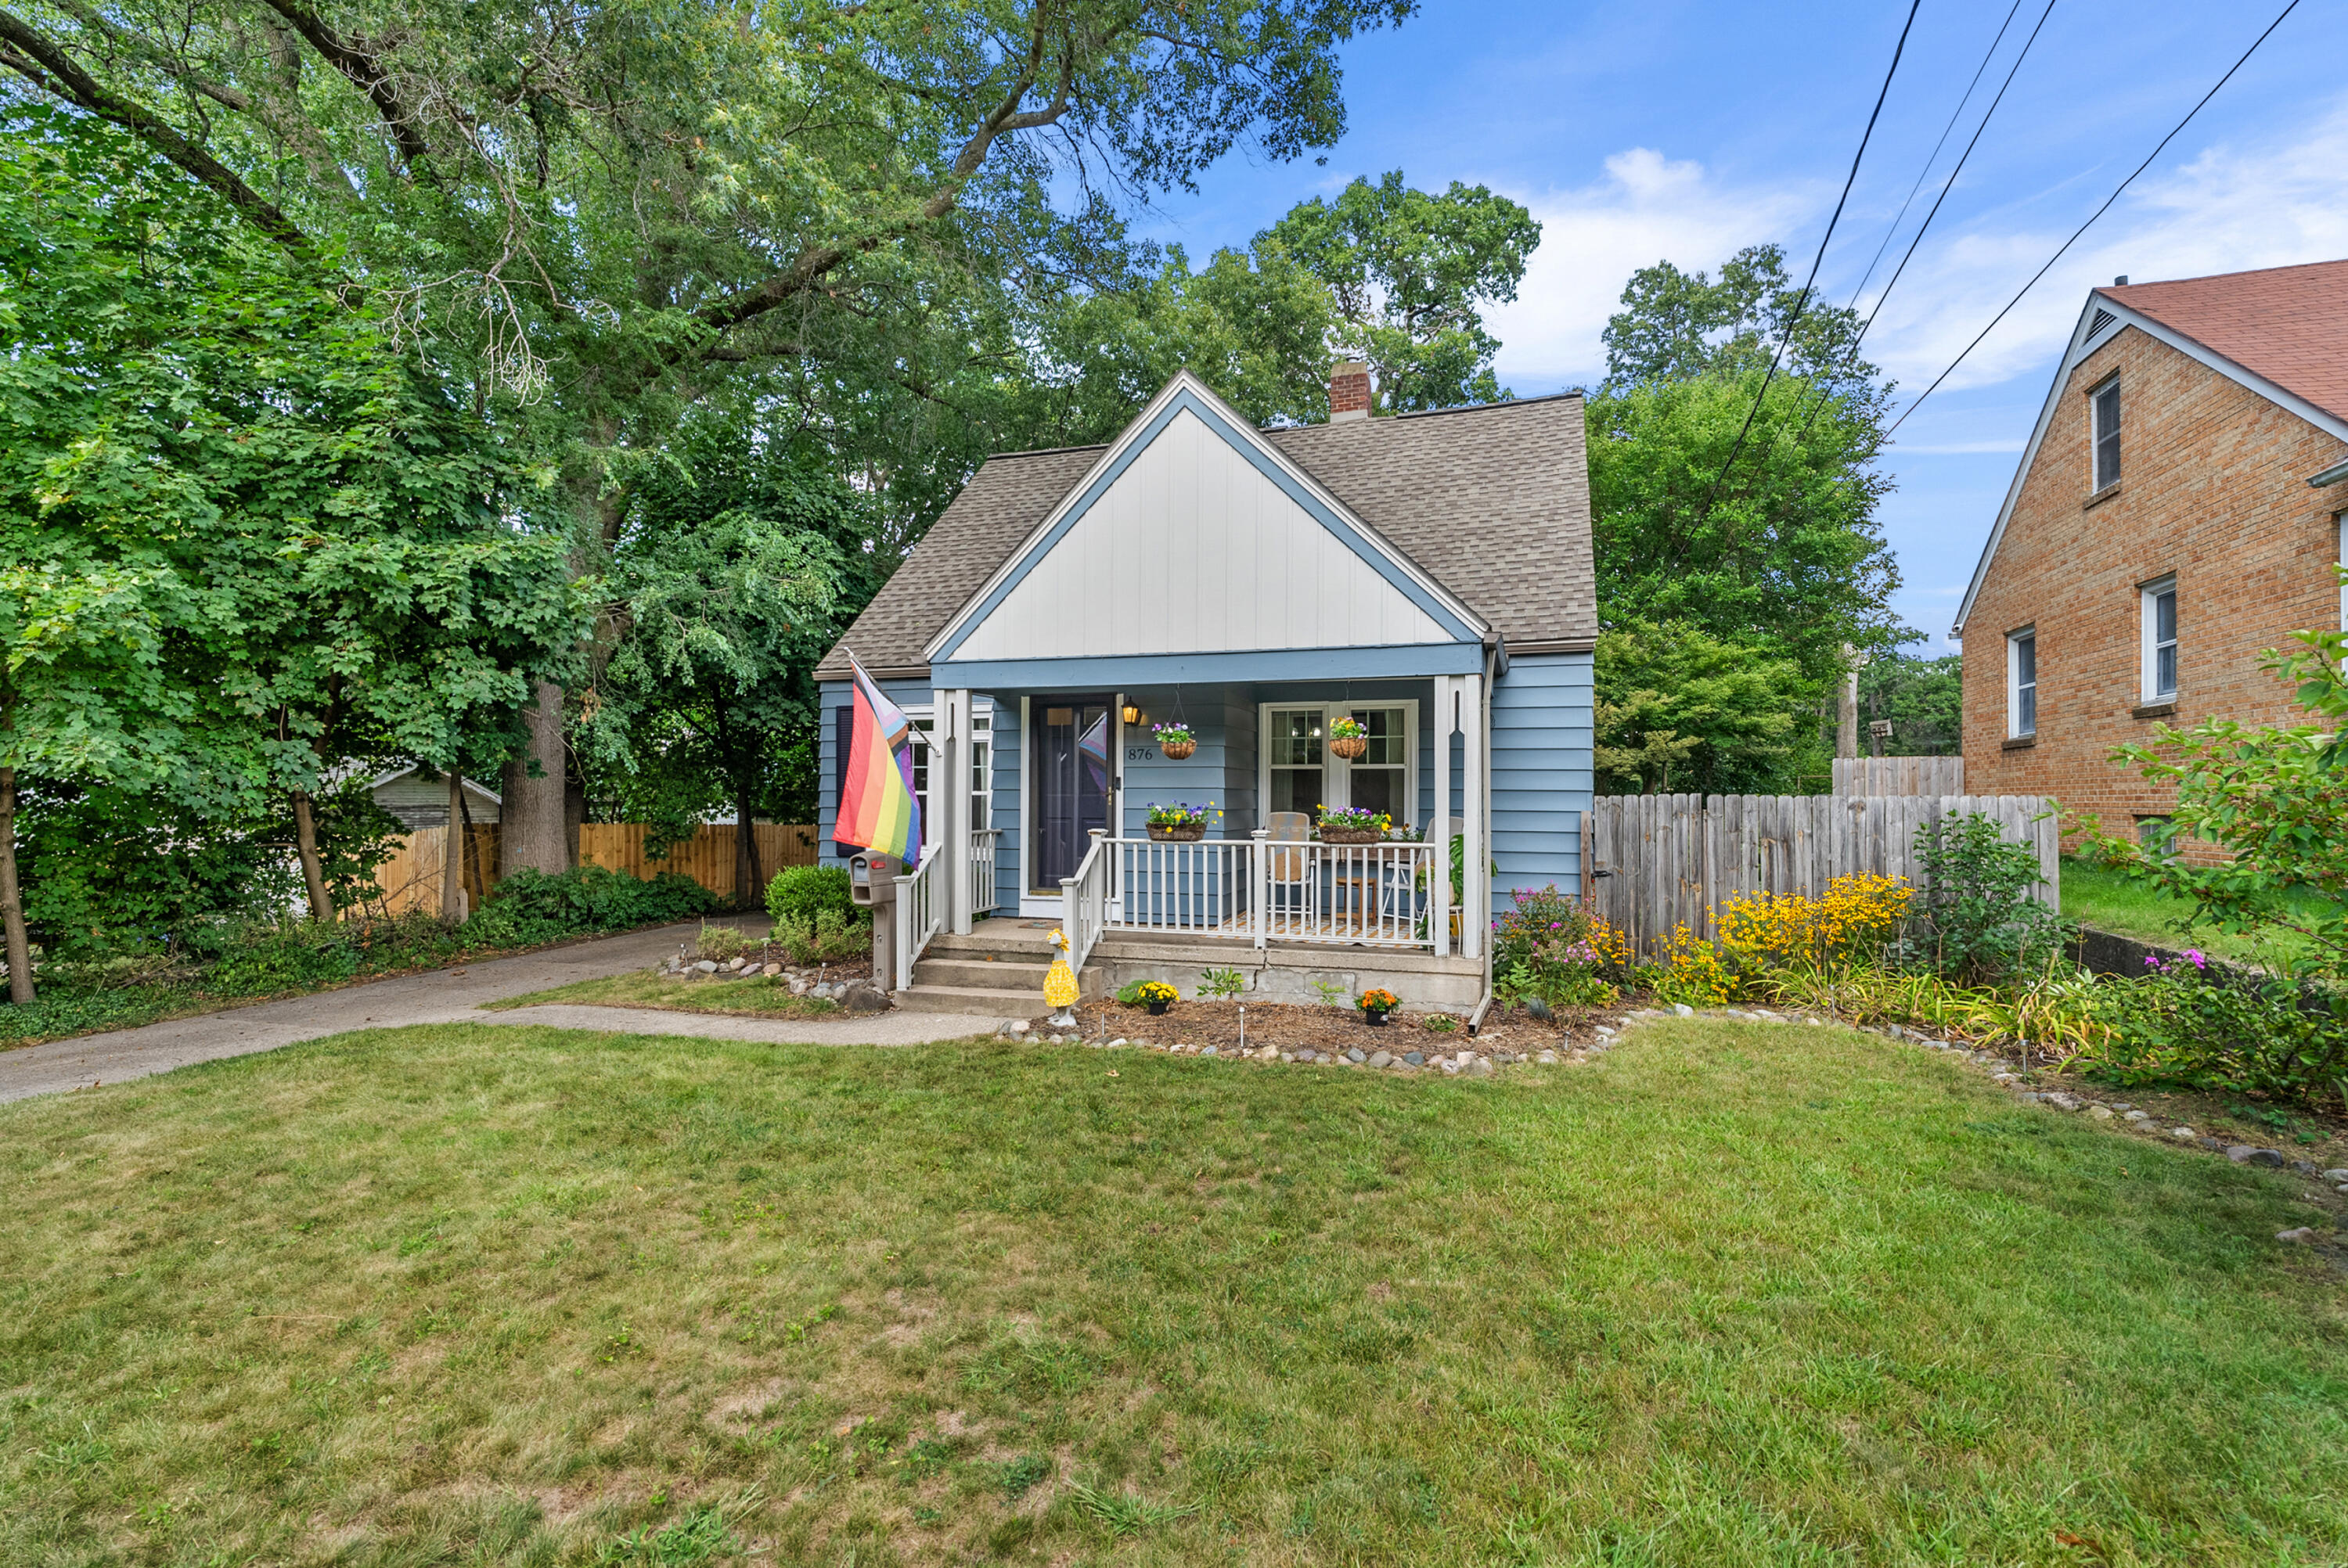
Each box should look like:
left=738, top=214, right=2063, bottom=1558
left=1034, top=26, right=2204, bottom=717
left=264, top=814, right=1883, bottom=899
left=849, top=851, right=900, bottom=991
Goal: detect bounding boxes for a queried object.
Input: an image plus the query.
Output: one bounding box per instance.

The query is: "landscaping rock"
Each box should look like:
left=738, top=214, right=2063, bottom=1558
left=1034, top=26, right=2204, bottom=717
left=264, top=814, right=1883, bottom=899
left=837, top=982, right=888, bottom=1012
left=2123, top=1109, right=2150, bottom=1121
left=2321, top=1168, right=2348, bottom=1183
left=1466, top=1058, right=1493, bottom=1078
left=2290, top=1159, right=2318, bottom=1176
left=1536, top=1051, right=1558, bottom=1065
left=2227, top=1146, right=2285, bottom=1167
left=2088, top=1105, right=2116, bottom=1121
left=1346, top=1048, right=1367, bottom=1063
left=2277, top=1228, right=2318, bottom=1244
left=1367, top=1050, right=1392, bottom=1068
left=2196, top=1137, right=2228, bottom=1153
left=695, top=959, right=719, bottom=973
left=2044, top=1092, right=2083, bottom=1112
left=2171, top=1127, right=2195, bottom=1140
left=1440, top=1059, right=1460, bottom=1074
left=1256, top=1045, right=1277, bottom=1061
left=763, top=963, right=783, bottom=976
left=1673, top=1003, right=1695, bottom=1018
left=1009, top=1020, right=1030, bottom=1034
left=1403, top=1052, right=1425, bottom=1066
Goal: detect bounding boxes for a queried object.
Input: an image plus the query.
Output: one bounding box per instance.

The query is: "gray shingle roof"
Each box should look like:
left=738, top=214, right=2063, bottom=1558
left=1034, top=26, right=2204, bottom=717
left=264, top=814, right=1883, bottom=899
left=813, top=392, right=1593, bottom=682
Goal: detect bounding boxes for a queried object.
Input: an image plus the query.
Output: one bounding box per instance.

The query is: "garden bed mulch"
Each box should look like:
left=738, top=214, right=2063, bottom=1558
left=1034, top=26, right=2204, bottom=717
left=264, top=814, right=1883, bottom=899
left=1002, top=998, right=1636, bottom=1069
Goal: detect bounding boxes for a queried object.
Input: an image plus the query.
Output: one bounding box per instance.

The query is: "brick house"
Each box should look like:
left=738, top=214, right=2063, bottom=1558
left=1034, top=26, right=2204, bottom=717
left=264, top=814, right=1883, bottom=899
left=1952, top=260, right=2348, bottom=843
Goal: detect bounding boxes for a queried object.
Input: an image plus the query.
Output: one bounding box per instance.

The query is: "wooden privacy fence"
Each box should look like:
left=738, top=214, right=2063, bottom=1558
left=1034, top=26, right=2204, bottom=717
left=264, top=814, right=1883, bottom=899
left=365, top=822, right=817, bottom=915
left=1585, top=793, right=2059, bottom=955
left=576, top=822, right=819, bottom=903
left=1832, top=755, right=1964, bottom=796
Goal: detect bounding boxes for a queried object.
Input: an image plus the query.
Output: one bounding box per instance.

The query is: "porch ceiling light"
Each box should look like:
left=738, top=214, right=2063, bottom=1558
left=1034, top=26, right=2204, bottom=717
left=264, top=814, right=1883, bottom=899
left=1121, top=703, right=1143, bottom=725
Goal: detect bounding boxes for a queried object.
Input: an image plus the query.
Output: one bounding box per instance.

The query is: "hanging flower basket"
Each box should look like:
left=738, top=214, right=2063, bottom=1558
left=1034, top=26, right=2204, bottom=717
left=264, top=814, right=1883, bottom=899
left=1153, top=720, right=1197, bottom=761
left=1328, top=715, right=1370, bottom=760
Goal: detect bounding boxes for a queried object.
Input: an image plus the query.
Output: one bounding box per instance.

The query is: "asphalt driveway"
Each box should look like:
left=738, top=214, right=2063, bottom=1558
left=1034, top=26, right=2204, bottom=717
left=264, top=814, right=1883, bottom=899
left=0, top=919, right=985, bottom=1103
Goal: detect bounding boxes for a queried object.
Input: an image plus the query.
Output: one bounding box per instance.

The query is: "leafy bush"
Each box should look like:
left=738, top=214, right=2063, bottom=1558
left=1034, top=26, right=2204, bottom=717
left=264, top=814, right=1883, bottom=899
left=695, top=924, right=750, bottom=962
left=463, top=865, right=716, bottom=948
left=1910, top=811, right=2063, bottom=981
left=772, top=908, right=869, bottom=966
left=1496, top=885, right=1633, bottom=1009
left=766, top=865, right=854, bottom=928
left=2079, top=952, right=2348, bottom=1103
left=1197, top=967, right=1244, bottom=999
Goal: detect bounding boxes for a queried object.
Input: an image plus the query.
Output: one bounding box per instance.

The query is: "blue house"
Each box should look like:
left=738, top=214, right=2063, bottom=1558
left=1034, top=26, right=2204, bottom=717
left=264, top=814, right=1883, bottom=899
left=813, top=368, right=1594, bottom=1017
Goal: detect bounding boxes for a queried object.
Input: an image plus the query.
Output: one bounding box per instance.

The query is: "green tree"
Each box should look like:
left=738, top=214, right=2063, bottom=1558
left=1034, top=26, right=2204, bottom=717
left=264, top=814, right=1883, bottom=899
left=1594, top=621, right=1817, bottom=795
left=1859, top=650, right=1962, bottom=756
left=579, top=435, right=863, bottom=901
left=0, top=0, right=1418, bottom=868
left=1603, top=244, right=1871, bottom=394
left=1265, top=171, right=1540, bottom=412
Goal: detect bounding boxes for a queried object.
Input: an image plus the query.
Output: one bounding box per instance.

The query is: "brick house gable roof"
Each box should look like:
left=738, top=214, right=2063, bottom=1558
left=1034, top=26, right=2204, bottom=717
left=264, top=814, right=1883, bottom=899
left=1951, top=262, right=2348, bottom=638
left=815, top=389, right=1593, bottom=682
left=2103, top=259, right=2348, bottom=426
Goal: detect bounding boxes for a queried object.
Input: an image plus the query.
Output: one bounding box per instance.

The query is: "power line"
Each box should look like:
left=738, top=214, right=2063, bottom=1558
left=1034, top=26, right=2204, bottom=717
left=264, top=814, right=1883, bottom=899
left=1889, top=0, right=2305, bottom=435
left=1796, top=0, right=2058, bottom=441
left=1694, top=0, right=1922, bottom=514
left=1842, top=0, right=2029, bottom=317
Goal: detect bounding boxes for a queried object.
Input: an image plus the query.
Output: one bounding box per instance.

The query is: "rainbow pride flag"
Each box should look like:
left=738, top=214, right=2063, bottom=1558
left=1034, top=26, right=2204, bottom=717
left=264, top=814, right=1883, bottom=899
left=837, top=655, right=921, bottom=864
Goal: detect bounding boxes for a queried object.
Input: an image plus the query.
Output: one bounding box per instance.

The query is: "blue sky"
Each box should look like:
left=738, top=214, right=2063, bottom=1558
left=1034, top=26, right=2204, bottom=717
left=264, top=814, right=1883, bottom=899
left=1127, top=0, right=2348, bottom=654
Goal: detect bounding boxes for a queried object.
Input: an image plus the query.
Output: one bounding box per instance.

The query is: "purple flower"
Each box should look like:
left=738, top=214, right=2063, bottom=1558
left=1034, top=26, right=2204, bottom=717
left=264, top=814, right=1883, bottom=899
left=2145, top=955, right=2159, bottom=968
left=2184, top=949, right=2206, bottom=969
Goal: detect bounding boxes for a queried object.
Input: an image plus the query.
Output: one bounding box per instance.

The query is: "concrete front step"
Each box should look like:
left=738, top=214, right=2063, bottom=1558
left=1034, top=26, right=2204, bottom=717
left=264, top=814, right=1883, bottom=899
left=891, top=972, right=1103, bottom=1019
left=913, top=956, right=1057, bottom=991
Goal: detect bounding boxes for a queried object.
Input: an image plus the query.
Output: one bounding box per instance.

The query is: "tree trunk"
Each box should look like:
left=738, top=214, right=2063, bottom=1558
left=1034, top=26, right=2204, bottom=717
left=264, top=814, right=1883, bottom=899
left=736, top=775, right=764, bottom=912
left=564, top=768, right=587, bottom=870
left=441, top=771, right=466, bottom=924
left=458, top=772, right=484, bottom=907
left=292, top=791, right=332, bottom=920
left=499, top=679, right=570, bottom=877
left=0, top=764, right=33, bottom=1005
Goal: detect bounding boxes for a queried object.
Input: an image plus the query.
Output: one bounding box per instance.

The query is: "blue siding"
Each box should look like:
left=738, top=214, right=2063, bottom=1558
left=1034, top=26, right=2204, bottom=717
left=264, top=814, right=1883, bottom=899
left=1117, top=684, right=1250, bottom=839
left=986, top=692, right=1022, bottom=909
left=1489, top=652, right=1594, bottom=914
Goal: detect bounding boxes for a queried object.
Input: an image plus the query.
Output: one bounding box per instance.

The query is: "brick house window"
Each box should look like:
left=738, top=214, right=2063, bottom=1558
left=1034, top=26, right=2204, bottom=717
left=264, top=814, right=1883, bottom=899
left=2140, top=576, right=2177, bottom=701
left=2007, top=629, right=2036, bottom=738
left=2091, top=376, right=2121, bottom=490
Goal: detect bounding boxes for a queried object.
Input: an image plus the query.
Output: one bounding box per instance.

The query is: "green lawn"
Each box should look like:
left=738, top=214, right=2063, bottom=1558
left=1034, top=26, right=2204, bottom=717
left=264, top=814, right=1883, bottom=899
left=3, top=1022, right=2344, bottom=1566
left=481, top=968, right=844, bottom=1018
left=2062, top=857, right=2343, bottom=969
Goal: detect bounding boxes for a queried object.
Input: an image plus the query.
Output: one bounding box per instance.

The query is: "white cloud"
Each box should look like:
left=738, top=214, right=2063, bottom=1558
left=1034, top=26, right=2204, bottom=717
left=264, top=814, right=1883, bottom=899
left=1861, top=97, right=2348, bottom=397
left=1485, top=149, right=1820, bottom=389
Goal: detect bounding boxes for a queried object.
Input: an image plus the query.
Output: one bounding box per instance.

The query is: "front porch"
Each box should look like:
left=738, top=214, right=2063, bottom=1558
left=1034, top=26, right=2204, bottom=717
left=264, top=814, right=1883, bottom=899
left=890, top=671, right=1498, bottom=995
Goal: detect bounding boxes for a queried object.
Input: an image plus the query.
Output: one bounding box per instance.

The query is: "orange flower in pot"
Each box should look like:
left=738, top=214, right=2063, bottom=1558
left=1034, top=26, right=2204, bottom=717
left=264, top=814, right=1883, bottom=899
left=1357, top=987, right=1400, bottom=1025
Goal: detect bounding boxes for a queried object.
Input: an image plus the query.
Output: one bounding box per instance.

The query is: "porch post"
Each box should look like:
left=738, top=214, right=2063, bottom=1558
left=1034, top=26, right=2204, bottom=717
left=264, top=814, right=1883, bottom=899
left=936, top=688, right=973, bottom=935
left=1250, top=829, right=1269, bottom=950
left=1431, top=677, right=1453, bottom=958
left=1460, top=668, right=1486, bottom=960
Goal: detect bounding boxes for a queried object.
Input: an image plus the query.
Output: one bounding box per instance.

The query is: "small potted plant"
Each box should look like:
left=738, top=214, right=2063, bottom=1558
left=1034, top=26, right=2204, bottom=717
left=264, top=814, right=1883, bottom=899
left=1316, top=805, right=1391, bottom=844
left=1153, top=720, right=1197, bottom=761
left=1358, top=987, right=1399, bottom=1026
left=1146, top=801, right=1213, bottom=841
left=1136, top=980, right=1178, bottom=1016
left=1327, top=714, right=1369, bottom=760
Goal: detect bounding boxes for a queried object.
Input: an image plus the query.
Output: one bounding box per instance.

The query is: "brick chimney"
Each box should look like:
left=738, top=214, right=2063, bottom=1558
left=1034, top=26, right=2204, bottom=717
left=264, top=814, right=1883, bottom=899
left=1329, top=360, right=1371, bottom=423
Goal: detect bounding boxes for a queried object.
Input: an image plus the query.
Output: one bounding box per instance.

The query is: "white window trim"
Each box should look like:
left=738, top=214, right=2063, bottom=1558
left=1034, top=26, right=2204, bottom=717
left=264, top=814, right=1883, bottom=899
left=2139, top=575, right=2177, bottom=702
left=2006, top=628, right=2036, bottom=739
left=2336, top=512, right=2346, bottom=633
left=2090, top=374, right=2122, bottom=491
left=1256, top=700, right=1418, bottom=824
left=905, top=699, right=995, bottom=853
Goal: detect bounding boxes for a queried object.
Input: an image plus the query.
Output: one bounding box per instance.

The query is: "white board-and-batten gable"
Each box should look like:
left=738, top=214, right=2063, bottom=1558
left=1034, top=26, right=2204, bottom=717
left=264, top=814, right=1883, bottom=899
left=928, top=375, right=1483, bottom=666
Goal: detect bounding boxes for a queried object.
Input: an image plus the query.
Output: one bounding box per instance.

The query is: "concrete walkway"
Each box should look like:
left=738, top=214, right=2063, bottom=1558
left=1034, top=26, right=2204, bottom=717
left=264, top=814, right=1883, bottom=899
left=0, top=919, right=992, bottom=1104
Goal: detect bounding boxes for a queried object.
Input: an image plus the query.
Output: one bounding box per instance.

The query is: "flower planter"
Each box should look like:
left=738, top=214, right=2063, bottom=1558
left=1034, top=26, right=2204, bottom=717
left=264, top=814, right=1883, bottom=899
left=1147, top=1001, right=1171, bottom=1016
left=1329, top=735, right=1369, bottom=760
left=1159, top=738, right=1197, bottom=761
left=1362, top=1009, right=1390, bottom=1027
left=1147, top=823, right=1206, bottom=841
left=1317, top=828, right=1384, bottom=845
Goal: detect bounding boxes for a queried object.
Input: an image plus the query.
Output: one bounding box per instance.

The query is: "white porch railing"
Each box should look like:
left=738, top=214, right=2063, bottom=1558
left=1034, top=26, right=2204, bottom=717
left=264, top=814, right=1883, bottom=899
left=893, top=855, right=943, bottom=991
left=1060, top=834, right=1439, bottom=955
left=971, top=828, right=1001, bottom=916
left=1060, top=829, right=1111, bottom=973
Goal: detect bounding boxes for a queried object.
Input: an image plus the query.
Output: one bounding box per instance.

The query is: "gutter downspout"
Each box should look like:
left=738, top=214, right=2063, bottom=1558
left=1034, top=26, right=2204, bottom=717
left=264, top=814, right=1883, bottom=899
left=1467, top=642, right=1500, bottom=1034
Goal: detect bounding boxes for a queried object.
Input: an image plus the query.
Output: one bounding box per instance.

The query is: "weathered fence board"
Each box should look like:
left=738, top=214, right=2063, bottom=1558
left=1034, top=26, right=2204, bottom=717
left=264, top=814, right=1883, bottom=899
left=366, top=822, right=817, bottom=915
left=1833, top=755, right=1964, bottom=797
left=1586, top=793, right=2058, bottom=955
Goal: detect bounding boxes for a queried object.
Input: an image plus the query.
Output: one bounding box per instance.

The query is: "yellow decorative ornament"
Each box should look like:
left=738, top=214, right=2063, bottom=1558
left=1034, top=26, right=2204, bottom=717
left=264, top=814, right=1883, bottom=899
left=1043, top=927, right=1082, bottom=1018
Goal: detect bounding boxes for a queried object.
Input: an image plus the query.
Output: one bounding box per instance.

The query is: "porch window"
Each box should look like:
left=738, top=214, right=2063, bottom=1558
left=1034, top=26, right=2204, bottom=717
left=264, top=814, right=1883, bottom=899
left=1259, top=702, right=1417, bottom=823
left=1266, top=709, right=1325, bottom=817
left=907, top=702, right=993, bottom=843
